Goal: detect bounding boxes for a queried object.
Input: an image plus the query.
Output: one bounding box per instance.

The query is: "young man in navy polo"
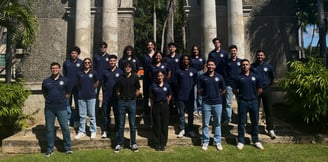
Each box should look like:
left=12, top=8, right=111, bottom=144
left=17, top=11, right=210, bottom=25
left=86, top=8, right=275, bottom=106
left=42, top=62, right=72, bottom=157
left=198, top=59, right=226, bottom=151
left=62, top=46, right=83, bottom=127
left=208, top=38, right=229, bottom=76
left=101, top=55, right=123, bottom=138
left=223, top=45, right=242, bottom=123
left=175, top=54, right=198, bottom=138
left=234, top=59, right=264, bottom=150
left=251, top=50, right=276, bottom=139
left=93, top=41, right=111, bottom=109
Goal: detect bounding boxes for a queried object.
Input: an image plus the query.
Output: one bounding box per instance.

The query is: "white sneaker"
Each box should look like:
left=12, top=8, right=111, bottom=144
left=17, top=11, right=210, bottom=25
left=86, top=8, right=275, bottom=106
left=216, top=143, right=223, bottom=151
left=75, top=132, right=85, bottom=139
left=91, top=132, right=96, bottom=139
left=101, top=131, right=108, bottom=138
left=237, top=142, right=244, bottom=150
left=269, top=130, right=277, bottom=139
left=201, top=143, right=208, bottom=151
left=177, top=130, right=185, bottom=138
left=254, top=142, right=264, bottom=150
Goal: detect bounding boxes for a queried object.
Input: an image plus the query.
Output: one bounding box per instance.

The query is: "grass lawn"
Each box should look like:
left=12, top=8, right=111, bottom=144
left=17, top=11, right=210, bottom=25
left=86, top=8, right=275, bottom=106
left=1, top=144, right=328, bottom=162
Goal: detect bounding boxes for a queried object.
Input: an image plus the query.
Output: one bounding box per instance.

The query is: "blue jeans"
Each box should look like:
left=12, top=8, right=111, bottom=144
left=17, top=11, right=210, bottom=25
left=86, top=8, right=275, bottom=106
left=118, top=99, right=137, bottom=145
left=102, top=99, right=119, bottom=132
left=178, top=100, right=194, bottom=131
left=225, top=86, right=234, bottom=122
left=45, top=108, right=71, bottom=152
left=202, top=103, right=222, bottom=144
left=237, top=99, right=259, bottom=144
left=78, top=98, right=97, bottom=133
left=66, top=100, right=71, bottom=124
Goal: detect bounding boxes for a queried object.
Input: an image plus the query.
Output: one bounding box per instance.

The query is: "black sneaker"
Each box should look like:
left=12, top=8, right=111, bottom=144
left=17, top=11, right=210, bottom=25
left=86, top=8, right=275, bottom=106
left=114, top=145, right=123, bottom=153
left=131, top=144, right=139, bottom=152
left=44, top=150, right=54, bottom=158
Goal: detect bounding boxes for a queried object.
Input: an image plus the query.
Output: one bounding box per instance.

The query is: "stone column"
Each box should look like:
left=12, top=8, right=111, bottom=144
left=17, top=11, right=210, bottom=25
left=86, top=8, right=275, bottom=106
left=103, top=0, right=118, bottom=55
left=202, top=0, right=217, bottom=58
left=228, top=0, right=246, bottom=59
left=75, top=0, right=91, bottom=59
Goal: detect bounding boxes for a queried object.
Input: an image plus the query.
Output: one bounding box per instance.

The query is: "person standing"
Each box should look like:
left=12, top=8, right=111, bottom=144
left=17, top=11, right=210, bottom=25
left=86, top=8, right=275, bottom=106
left=101, top=55, right=123, bottom=138
left=42, top=62, right=72, bottom=157
left=62, top=46, right=83, bottom=128
left=224, top=45, right=242, bottom=123
left=93, top=41, right=111, bottom=109
left=118, top=45, right=140, bottom=73
left=190, top=45, right=206, bottom=116
left=234, top=59, right=264, bottom=150
left=198, top=59, right=226, bottom=151
left=75, top=58, right=99, bottom=140
left=175, top=54, right=198, bottom=138
left=208, top=38, right=229, bottom=76
left=114, top=61, right=141, bottom=153
left=150, top=70, right=172, bottom=151
left=251, top=50, right=276, bottom=139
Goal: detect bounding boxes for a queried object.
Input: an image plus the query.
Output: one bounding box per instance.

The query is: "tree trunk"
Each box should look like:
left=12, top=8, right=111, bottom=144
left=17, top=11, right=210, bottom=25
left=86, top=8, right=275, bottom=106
left=317, top=0, right=327, bottom=65
left=5, top=31, right=12, bottom=83
left=165, top=0, right=174, bottom=55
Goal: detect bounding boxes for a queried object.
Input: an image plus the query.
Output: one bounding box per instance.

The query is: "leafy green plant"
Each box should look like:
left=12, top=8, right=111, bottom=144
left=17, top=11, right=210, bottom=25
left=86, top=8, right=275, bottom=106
left=0, top=82, right=30, bottom=139
left=278, top=57, right=328, bottom=130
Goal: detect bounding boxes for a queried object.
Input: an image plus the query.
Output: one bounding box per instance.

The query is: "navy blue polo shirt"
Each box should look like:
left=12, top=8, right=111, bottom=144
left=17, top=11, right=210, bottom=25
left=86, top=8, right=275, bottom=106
left=197, top=72, right=226, bottom=105
left=191, top=56, right=206, bottom=71
left=77, top=70, right=98, bottom=100
left=62, top=58, right=83, bottom=90
left=151, top=82, right=171, bottom=102
left=149, top=62, right=170, bottom=83
left=93, top=53, right=110, bottom=81
left=225, top=58, right=242, bottom=86
left=208, top=49, right=229, bottom=76
left=234, top=72, right=262, bottom=101
left=165, top=54, right=180, bottom=83
left=251, top=62, right=274, bottom=88
left=42, top=75, right=70, bottom=110
left=102, top=67, right=123, bottom=101
left=175, top=67, right=197, bottom=101
left=118, top=57, right=140, bottom=73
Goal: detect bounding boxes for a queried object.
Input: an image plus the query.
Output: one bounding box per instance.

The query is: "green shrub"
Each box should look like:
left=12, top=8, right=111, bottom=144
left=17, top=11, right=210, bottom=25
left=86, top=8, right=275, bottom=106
left=278, top=57, right=328, bottom=130
left=0, top=82, right=30, bottom=139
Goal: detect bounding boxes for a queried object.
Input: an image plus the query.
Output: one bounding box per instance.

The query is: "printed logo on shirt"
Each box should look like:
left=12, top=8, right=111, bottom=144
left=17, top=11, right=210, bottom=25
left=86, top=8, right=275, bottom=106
left=237, top=62, right=241, bottom=66
left=76, top=63, right=81, bottom=67
left=189, top=72, right=193, bottom=77
left=161, top=65, right=165, bottom=69
left=263, top=67, right=268, bottom=72
left=106, top=58, right=109, bottom=62
left=89, top=74, right=93, bottom=78
left=199, top=58, right=203, bottom=62
left=220, top=54, right=224, bottom=58
left=132, top=59, right=136, bottom=63
left=59, top=81, right=64, bottom=85
left=163, top=87, right=167, bottom=91
left=251, top=76, right=256, bottom=81
left=175, top=58, right=179, bottom=62
left=115, top=73, right=120, bottom=77
left=215, top=77, right=219, bottom=82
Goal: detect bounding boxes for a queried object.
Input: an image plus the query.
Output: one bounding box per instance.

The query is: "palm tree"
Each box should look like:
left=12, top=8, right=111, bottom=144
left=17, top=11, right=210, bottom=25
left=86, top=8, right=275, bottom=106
left=0, top=0, right=37, bottom=83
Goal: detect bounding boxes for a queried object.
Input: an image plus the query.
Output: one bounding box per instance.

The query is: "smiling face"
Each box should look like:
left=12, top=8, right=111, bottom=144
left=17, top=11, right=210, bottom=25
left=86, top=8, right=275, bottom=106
left=206, top=61, right=216, bottom=72
left=157, top=71, right=164, bottom=83
left=70, top=51, right=79, bottom=60
left=229, top=47, right=237, bottom=59
left=256, top=51, right=265, bottom=62
left=50, top=65, right=60, bottom=75
left=83, top=59, right=92, bottom=69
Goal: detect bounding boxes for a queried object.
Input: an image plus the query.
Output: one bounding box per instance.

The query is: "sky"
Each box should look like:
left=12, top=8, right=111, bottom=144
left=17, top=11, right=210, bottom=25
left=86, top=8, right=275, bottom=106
left=303, top=25, right=328, bottom=47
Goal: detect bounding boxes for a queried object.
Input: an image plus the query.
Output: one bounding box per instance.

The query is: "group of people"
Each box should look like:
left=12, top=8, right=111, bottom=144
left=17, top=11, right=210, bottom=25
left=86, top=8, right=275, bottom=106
left=41, top=38, right=276, bottom=157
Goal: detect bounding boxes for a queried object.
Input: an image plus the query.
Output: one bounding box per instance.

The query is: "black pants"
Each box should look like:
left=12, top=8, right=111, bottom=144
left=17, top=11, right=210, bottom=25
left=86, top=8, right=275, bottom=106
left=259, top=86, right=274, bottom=131
left=152, top=101, right=169, bottom=147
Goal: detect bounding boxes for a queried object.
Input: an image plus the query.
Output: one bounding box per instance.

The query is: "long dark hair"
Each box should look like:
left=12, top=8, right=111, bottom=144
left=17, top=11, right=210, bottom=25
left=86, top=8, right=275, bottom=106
left=122, top=45, right=136, bottom=59
left=190, top=45, right=202, bottom=58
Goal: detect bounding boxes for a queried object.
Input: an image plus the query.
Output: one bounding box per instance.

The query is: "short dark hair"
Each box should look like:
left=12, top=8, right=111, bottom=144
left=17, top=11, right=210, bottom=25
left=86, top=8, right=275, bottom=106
left=240, top=59, right=250, bottom=64
left=212, top=38, right=221, bottom=44
left=70, top=46, right=81, bottom=54
left=256, top=50, right=265, bottom=55
left=99, top=41, right=108, bottom=48
left=207, top=58, right=216, bottom=65
left=167, top=42, right=176, bottom=47
left=228, top=45, right=238, bottom=51
left=108, top=54, right=118, bottom=60
left=123, top=60, right=133, bottom=68
left=50, top=62, right=61, bottom=68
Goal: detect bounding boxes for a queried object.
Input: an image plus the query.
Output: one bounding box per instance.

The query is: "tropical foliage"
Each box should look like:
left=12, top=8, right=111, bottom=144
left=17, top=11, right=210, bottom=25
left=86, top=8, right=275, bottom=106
left=278, top=57, right=328, bottom=129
